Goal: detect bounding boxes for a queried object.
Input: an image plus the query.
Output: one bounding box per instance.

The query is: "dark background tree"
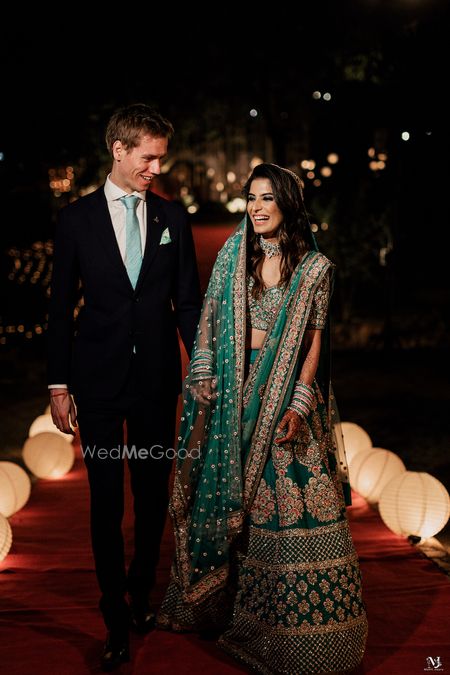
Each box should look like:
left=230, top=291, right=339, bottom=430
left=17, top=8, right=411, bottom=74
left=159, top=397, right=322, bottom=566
left=1, top=0, right=449, bottom=347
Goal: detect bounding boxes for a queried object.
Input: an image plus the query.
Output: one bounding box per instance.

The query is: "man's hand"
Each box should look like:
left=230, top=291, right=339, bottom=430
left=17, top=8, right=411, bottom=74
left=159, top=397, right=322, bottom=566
left=189, top=377, right=218, bottom=406
left=276, top=409, right=302, bottom=444
left=50, top=388, right=77, bottom=435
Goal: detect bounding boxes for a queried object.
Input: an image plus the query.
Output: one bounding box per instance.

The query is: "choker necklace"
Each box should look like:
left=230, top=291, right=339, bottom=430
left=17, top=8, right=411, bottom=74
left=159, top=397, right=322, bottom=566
left=259, top=235, right=281, bottom=258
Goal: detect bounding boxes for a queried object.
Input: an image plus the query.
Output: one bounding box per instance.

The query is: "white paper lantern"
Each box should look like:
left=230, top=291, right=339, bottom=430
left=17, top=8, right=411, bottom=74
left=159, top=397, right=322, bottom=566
left=348, top=448, right=406, bottom=504
left=0, top=461, right=32, bottom=517
left=22, top=432, right=75, bottom=479
left=28, top=414, right=73, bottom=443
left=340, top=422, right=372, bottom=465
left=0, top=513, right=12, bottom=561
left=379, top=471, right=450, bottom=538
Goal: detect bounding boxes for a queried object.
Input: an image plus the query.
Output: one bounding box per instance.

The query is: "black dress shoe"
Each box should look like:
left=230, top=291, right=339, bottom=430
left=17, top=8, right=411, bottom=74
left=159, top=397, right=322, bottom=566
left=100, top=630, right=130, bottom=672
left=130, top=599, right=156, bottom=634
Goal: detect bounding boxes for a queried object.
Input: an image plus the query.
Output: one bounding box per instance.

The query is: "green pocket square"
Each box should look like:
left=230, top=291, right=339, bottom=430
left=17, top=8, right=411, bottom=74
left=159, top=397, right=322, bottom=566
left=159, top=228, right=171, bottom=245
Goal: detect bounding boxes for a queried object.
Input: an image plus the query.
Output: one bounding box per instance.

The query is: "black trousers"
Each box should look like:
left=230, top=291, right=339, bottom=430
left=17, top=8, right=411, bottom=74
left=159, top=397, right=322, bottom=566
left=76, top=360, right=177, bottom=631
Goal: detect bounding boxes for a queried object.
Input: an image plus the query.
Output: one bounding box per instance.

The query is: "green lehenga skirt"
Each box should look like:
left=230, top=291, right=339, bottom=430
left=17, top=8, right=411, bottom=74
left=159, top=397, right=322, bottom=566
left=159, top=350, right=368, bottom=674
left=214, top=350, right=368, bottom=673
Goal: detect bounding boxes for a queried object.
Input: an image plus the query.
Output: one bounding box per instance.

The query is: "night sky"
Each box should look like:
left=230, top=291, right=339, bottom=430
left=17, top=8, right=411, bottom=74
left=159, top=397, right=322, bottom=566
left=1, top=1, right=449, bottom=294
left=2, top=2, right=448, bottom=156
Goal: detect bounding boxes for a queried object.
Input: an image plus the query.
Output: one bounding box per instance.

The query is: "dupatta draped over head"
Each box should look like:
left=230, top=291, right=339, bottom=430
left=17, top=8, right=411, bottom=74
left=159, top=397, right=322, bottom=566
left=162, top=216, right=350, bottom=626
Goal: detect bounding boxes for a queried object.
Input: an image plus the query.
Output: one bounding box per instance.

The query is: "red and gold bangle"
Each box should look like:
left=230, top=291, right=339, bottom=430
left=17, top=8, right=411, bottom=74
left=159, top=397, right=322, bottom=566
left=287, top=381, right=315, bottom=417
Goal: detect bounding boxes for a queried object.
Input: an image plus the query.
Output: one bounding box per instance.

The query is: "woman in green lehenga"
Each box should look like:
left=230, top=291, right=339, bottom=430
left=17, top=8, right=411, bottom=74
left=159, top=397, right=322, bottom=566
left=158, top=163, right=368, bottom=674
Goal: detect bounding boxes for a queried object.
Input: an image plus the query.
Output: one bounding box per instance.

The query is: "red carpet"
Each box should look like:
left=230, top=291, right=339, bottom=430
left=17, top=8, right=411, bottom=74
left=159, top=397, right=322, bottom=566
left=1, top=224, right=450, bottom=673
left=2, top=452, right=450, bottom=674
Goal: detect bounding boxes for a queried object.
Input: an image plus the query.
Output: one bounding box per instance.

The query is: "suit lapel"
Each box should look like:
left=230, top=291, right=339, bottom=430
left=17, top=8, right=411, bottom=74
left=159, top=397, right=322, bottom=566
left=135, top=191, right=166, bottom=293
left=89, top=188, right=132, bottom=290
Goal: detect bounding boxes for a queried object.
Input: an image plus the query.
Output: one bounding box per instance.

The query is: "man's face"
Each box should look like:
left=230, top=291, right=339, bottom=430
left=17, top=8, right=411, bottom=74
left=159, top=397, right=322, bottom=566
left=111, top=134, right=168, bottom=193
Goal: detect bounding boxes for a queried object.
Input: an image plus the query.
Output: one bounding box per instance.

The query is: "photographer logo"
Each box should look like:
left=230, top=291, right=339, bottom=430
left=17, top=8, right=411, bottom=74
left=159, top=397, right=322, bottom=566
left=425, top=657, right=443, bottom=672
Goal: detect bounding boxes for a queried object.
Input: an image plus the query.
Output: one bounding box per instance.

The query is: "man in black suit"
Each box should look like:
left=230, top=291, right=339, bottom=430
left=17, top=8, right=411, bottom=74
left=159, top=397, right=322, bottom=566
left=48, top=104, right=201, bottom=671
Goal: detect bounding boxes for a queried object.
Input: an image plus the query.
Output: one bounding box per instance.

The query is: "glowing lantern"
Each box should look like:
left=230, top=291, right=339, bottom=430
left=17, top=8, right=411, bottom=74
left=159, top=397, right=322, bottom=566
left=348, top=448, right=406, bottom=504
left=0, top=461, right=32, bottom=517
left=28, top=414, right=73, bottom=443
left=0, top=514, right=12, bottom=562
left=340, top=422, right=372, bottom=465
left=379, top=471, right=450, bottom=538
left=22, top=433, right=75, bottom=479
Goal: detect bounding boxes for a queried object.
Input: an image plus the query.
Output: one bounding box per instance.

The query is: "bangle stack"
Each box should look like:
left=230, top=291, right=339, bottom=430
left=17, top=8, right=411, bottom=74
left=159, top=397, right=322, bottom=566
left=287, top=381, right=315, bottom=417
left=190, top=348, right=214, bottom=382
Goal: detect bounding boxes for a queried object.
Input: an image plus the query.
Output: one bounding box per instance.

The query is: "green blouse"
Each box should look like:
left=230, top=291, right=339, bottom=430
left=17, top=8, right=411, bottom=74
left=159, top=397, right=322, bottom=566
left=246, top=270, right=330, bottom=331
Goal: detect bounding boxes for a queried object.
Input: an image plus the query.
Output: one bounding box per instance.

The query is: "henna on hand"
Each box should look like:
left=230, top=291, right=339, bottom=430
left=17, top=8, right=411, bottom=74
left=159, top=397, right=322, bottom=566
left=276, top=409, right=302, bottom=444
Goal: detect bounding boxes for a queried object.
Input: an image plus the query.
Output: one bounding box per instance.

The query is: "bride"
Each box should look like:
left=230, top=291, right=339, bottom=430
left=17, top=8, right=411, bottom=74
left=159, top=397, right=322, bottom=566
left=157, top=163, right=368, bottom=674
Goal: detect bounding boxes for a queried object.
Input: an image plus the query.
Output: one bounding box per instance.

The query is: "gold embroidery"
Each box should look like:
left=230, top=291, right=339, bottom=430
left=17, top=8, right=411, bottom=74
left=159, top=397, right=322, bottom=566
left=275, top=475, right=305, bottom=526
left=303, top=473, right=341, bottom=522
left=250, top=520, right=348, bottom=537
left=244, top=553, right=359, bottom=573
left=250, top=478, right=276, bottom=525
left=219, top=610, right=368, bottom=674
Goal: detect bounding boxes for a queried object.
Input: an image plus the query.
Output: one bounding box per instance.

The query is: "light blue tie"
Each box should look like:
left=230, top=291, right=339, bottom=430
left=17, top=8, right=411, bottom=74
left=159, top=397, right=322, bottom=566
left=120, top=194, right=142, bottom=289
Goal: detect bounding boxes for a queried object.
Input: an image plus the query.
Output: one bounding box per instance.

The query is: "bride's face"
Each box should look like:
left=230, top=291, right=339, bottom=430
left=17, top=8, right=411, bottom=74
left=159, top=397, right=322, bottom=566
left=247, top=178, right=283, bottom=239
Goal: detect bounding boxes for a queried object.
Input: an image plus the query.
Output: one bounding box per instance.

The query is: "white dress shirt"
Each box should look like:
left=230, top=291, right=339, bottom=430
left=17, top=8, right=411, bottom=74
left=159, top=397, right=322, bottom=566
left=104, top=175, right=147, bottom=260
left=49, top=177, right=148, bottom=389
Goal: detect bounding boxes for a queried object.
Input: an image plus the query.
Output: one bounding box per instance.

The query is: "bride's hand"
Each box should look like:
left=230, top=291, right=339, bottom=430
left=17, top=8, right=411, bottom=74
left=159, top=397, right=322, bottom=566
left=190, top=377, right=218, bottom=405
left=276, top=409, right=302, bottom=444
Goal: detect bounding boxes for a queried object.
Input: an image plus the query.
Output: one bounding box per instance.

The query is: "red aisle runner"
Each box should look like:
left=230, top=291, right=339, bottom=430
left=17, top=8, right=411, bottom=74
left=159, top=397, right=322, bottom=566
left=1, top=441, right=450, bottom=674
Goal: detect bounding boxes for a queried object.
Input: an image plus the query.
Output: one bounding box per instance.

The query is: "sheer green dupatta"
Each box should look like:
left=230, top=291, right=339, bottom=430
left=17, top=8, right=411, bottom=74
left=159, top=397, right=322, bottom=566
left=158, top=221, right=248, bottom=630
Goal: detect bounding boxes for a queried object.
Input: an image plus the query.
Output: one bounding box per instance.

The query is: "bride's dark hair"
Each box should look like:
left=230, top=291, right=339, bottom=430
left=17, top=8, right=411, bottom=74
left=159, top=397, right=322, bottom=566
left=243, top=163, right=311, bottom=297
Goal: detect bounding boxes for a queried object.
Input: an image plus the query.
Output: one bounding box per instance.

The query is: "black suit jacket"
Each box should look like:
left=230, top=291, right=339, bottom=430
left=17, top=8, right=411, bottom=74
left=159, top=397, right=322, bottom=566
left=47, top=187, right=201, bottom=401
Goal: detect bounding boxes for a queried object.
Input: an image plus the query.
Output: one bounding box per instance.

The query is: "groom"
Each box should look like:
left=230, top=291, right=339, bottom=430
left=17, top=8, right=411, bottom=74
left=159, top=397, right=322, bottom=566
left=47, top=104, right=201, bottom=670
